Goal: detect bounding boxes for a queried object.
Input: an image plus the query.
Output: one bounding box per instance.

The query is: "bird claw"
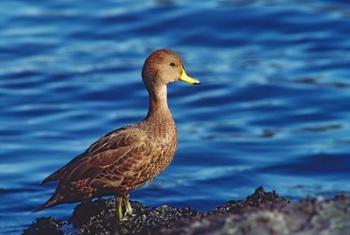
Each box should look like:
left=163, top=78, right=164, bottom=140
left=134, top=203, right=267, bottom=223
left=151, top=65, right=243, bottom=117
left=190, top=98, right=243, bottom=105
left=121, top=212, right=135, bottom=221
left=115, top=194, right=135, bottom=222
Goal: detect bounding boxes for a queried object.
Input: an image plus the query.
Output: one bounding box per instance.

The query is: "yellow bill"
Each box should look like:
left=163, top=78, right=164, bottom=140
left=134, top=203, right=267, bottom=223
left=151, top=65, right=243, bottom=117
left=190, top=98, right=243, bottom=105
left=179, top=70, right=200, bottom=85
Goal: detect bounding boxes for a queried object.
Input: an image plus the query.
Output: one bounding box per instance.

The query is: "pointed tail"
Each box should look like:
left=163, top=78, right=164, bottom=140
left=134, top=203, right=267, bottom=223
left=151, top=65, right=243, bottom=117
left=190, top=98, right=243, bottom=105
left=33, top=195, right=60, bottom=212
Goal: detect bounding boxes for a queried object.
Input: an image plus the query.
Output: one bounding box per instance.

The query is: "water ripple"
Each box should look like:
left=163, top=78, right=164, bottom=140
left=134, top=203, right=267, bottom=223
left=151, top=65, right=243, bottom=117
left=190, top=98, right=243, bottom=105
left=1, top=0, right=350, bottom=233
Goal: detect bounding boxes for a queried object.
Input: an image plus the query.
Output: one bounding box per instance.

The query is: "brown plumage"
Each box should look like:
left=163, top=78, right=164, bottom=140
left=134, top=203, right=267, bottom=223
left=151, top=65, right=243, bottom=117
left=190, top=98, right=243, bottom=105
left=37, top=49, right=200, bottom=220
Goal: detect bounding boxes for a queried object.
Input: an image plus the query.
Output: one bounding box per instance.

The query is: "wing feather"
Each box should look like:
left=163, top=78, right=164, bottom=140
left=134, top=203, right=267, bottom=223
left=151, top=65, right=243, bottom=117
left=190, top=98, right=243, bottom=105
left=42, top=125, right=144, bottom=184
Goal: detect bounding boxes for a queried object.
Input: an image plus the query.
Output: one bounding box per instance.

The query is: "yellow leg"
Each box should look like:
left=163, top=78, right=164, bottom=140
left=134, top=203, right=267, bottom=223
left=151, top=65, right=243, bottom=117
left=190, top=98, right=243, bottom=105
left=115, top=195, right=123, bottom=222
left=115, top=194, right=135, bottom=222
left=123, top=195, right=134, bottom=217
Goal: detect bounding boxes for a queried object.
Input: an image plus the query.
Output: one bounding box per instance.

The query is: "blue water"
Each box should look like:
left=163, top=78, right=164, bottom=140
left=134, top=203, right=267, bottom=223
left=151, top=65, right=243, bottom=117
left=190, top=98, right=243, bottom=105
left=1, top=0, right=350, bottom=233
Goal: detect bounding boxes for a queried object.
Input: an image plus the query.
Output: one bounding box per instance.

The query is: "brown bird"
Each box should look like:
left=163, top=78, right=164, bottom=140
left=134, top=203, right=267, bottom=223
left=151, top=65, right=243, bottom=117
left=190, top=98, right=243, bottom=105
left=36, top=49, right=200, bottom=221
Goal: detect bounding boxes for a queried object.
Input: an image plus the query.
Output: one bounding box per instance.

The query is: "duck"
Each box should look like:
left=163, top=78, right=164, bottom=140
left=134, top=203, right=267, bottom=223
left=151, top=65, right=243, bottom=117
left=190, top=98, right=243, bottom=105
left=36, top=49, right=200, bottom=221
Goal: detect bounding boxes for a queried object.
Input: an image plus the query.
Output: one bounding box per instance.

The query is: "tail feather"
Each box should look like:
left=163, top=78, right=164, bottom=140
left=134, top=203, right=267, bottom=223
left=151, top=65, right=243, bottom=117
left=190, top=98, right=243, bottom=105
left=34, top=195, right=59, bottom=212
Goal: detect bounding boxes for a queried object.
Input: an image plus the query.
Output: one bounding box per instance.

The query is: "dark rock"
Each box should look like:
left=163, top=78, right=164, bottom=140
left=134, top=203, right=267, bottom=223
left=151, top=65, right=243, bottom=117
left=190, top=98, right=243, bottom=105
left=214, top=186, right=289, bottom=215
left=72, top=199, right=199, bottom=235
left=22, top=217, right=65, bottom=235
left=24, top=187, right=350, bottom=235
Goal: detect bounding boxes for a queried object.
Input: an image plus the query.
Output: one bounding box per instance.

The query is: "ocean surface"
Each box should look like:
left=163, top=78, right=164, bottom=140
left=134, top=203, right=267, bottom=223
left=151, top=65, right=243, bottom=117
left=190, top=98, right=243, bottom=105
left=1, top=0, right=350, bottom=233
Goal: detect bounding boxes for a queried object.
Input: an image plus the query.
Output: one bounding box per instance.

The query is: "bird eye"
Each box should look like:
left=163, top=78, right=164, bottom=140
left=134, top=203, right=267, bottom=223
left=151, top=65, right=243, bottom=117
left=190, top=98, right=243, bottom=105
left=170, top=62, right=176, bottom=67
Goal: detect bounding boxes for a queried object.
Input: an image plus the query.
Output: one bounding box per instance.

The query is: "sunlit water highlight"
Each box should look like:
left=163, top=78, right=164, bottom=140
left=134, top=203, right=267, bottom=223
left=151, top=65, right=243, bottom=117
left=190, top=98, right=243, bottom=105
left=1, top=0, right=350, bottom=233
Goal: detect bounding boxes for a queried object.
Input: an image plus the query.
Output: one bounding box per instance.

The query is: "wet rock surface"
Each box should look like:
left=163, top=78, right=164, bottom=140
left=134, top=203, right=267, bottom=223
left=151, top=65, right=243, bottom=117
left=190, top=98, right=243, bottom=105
left=23, top=187, right=350, bottom=235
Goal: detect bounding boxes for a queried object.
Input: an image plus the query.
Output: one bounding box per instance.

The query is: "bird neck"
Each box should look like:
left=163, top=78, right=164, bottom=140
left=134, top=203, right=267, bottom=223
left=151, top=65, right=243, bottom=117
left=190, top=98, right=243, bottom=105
left=146, top=85, right=171, bottom=120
